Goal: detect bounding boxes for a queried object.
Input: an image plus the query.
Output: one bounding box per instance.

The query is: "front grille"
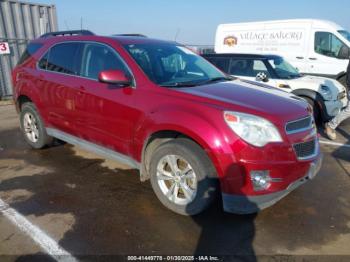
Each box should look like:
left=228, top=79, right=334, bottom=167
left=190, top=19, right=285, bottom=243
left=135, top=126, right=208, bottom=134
left=293, top=139, right=316, bottom=159
left=285, top=116, right=313, bottom=134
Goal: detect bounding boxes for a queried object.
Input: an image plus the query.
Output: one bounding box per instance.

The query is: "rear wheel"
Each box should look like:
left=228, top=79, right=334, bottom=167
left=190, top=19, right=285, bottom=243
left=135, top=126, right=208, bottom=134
left=20, top=102, right=53, bottom=149
left=149, top=138, right=218, bottom=215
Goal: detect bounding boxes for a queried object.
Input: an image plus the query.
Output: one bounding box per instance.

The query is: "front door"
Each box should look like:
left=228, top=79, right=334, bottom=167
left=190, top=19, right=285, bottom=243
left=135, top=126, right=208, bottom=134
left=73, top=42, right=139, bottom=155
left=306, top=31, right=349, bottom=77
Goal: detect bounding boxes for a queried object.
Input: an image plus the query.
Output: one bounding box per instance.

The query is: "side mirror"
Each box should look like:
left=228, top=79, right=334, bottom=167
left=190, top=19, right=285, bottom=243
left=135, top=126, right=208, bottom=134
left=98, top=70, right=132, bottom=86
left=256, top=72, right=269, bottom=82
left=338, top=46, right=350, bottom=59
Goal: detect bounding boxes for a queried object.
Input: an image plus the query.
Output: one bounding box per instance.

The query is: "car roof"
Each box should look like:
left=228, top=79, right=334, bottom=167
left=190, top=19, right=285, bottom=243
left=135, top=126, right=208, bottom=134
left=110, top=35, right=177, bottom=45
left=202, top=53, right=282, bottom=59
left=33, top=33, right=177, bottom=46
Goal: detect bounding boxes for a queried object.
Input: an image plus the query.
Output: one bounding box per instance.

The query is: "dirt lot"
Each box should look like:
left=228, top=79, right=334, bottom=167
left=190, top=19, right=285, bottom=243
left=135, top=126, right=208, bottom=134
left=0, top=104, right=350, bottom=261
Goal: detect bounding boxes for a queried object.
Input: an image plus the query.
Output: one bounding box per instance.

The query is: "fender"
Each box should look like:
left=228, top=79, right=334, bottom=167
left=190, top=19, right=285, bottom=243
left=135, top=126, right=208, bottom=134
left=15, top=77, right=49, bottom=122
left=291, top=89, right=331, bottom=121
left=14, top=61, right=51, bottom=123
left=336, top=71, right=346, bottom=80
left=133, top=107, right=237, bottom=180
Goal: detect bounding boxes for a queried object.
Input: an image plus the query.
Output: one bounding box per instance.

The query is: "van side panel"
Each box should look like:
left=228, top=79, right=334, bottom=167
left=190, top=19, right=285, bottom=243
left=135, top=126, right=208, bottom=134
left=215, top=21, right=310, bottom=59
left=215, top=19, right=350, bottom=78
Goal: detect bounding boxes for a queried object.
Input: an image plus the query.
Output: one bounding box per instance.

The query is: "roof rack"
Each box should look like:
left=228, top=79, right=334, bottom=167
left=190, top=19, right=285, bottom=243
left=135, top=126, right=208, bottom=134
left=113, top=34, right=147, bottom=37
left=40, top=30, right=95, bottom=38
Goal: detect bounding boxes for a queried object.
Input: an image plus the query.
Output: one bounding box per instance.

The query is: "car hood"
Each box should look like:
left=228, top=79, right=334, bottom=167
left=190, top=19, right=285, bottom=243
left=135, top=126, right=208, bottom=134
left=176, top=79, right=309, bottom=122
left=283, top=75, right=346, bottom=96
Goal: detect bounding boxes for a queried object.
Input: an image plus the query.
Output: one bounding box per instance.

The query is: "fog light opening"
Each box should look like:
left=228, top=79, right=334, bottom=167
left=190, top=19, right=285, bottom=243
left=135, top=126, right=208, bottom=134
left=250, top=170, right=272, bottom=191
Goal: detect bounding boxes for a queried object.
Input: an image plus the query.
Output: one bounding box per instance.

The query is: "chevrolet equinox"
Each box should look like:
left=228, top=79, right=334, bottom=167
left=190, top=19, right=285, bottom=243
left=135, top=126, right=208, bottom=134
left=12, top=30, right=322, bottom=215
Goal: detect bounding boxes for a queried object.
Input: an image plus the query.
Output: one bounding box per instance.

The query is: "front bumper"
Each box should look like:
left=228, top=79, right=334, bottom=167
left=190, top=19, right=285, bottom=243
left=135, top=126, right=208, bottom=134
left=222, top=153, right=323, bottom=214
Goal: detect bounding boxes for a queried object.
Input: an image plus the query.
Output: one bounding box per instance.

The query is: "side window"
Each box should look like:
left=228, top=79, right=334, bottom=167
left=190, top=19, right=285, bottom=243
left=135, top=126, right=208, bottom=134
left=314, top=32, right=348, bottom=58
left=17, top=43, right=43, bottom=66
left=229, top=59, right=269, bottom=77
left=80, top=43, right=128, bottom=80
left=46, top=42, right=82, bottom=75
left=229, top=59, right=253, bottom=77
left=206, top=57, right=230, bottom=73
left=252, top=60, right=269, bottom=76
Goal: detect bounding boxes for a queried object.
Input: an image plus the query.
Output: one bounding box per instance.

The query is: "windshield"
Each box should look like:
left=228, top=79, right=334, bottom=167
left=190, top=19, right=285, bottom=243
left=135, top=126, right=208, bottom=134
left=267, top=57, right=301, bottom=79
left=123, top=43, right=227, bottom=86
left=338, top=30, right=350, bottom=42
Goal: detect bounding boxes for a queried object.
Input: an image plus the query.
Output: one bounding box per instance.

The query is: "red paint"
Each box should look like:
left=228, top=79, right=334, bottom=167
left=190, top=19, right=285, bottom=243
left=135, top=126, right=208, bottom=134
left=98, top=69, right=131, bottom=85
left=13, top=35, right=321, bottom=198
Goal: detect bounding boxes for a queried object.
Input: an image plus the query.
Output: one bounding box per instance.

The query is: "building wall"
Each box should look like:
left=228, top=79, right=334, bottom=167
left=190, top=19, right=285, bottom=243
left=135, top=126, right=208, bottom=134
left=0, top=0, right=58, bottom=98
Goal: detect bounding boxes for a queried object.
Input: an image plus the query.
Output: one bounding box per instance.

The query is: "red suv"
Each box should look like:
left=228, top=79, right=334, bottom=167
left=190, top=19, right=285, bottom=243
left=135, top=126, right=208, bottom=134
left=12, top=30, right=322, bottom=215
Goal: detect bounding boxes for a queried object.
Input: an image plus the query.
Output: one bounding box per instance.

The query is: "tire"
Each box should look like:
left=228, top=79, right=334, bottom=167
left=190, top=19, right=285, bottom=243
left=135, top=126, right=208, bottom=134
left=149, top=138, right=218, bottom=216
left=20, top=102, right=53, bottom=149
left=302, top=97, right=321, bottom=125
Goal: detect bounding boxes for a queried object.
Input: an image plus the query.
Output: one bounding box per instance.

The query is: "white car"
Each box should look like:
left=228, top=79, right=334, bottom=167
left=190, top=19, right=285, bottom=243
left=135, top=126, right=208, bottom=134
left=214, top=19, right=350, bottom=87
left=203, top=53, right=348, bottom=122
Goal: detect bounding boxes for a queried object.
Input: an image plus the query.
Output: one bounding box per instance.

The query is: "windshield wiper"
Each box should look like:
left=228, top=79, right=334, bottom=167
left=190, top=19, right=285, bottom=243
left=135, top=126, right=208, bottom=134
left=286, top=74, right=302, bottom=79
left=198, top=76, right=234, bottom=86
left=159, top=76, right=234, bottom=88
left=159, top=81, right=200, bottom=88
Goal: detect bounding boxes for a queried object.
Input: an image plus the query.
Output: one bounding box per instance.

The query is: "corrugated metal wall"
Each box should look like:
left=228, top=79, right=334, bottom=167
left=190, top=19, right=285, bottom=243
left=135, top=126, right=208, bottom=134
left=0, top=0, right=58, bottom=98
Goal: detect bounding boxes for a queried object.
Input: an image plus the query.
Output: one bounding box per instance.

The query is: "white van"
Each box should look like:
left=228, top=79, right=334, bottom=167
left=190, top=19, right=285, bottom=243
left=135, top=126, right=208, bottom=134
left=215, top=19, right=350, bottom=87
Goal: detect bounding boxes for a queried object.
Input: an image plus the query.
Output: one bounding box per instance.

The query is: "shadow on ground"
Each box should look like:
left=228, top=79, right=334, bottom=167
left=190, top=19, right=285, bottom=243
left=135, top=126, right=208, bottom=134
left=0, top=128, right=257, bottom=260
left=0, top=127, right=349, bottom=258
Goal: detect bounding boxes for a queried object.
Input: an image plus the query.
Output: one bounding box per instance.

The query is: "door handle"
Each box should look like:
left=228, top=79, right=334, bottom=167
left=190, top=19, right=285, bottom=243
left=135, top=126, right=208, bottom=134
left=296, top=56, right=304, bottom=59
left=309, top=57, right=317, bottom=60
left=78, top=86, right=85, bottom=95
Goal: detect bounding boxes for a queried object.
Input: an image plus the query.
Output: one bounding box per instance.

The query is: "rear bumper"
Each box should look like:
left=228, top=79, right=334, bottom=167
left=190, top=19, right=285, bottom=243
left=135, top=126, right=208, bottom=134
left=222, top=153, right=323, bottom=214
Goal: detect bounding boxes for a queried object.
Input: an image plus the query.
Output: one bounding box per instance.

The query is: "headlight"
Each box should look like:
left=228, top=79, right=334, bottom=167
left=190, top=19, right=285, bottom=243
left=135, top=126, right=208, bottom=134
left=320, top=85, right=332, bottom=100
left=224, top=111, right=282, bottom=147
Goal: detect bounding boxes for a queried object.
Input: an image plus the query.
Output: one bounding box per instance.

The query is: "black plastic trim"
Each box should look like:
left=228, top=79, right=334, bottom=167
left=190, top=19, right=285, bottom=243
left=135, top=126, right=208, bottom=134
left=40, top=30, right=95, bottom=38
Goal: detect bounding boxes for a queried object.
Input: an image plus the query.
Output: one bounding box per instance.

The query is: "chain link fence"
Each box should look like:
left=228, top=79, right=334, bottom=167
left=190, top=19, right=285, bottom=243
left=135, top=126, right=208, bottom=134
left=0, top=0, right=58, bottom=99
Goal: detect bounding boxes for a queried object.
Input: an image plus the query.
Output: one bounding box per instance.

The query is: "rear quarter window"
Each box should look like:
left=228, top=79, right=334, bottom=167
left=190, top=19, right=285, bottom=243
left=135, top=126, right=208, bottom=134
left=17, top=43, right=44, bottom=66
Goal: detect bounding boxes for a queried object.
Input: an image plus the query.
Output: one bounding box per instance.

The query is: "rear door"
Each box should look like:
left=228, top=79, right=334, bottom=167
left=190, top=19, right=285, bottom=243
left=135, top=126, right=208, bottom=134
left=37, top=42, right=83, bottom=135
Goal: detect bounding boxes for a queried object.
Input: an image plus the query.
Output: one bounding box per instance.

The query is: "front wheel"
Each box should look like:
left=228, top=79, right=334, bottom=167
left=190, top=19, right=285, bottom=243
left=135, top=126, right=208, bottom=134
left=149, top=138, right=218, bottom=215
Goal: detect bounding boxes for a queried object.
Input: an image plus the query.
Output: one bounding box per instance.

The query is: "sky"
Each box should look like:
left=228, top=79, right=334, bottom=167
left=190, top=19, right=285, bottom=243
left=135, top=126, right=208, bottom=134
left=28, top=0, right=350, bottom=45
